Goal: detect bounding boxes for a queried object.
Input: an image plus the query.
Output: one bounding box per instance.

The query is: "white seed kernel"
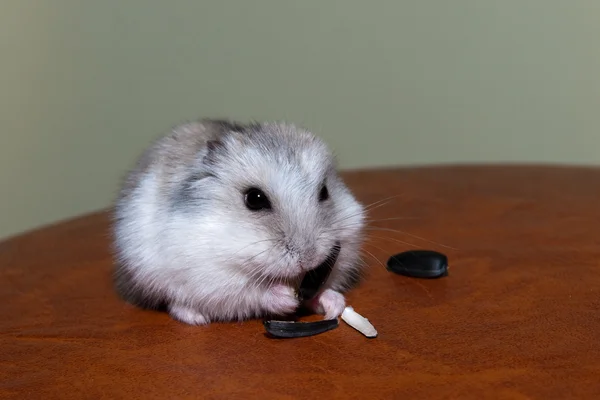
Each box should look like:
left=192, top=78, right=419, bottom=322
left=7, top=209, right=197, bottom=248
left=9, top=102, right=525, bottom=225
left=341, top=306, right=378, bottom=338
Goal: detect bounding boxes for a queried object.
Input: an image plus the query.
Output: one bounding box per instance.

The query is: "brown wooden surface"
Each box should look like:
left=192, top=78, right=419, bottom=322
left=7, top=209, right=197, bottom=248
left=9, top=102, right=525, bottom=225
left=1, top=165, right=600, bottom=399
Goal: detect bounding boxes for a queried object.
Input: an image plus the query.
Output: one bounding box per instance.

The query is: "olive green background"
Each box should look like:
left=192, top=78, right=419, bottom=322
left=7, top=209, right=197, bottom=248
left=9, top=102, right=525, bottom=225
left=1, top=1, right=599, bottom=239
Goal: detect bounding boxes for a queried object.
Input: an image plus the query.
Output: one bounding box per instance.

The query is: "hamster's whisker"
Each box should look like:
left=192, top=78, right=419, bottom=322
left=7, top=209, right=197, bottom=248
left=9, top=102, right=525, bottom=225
left=246, top=265, right=268, bottom=286
left=347, top=264, right=365, bottom=282
left=350, top=259, right=369, bottom=286
left=252, top=246, right=282, bottom=290
left=328, top=195, right=402, bottom=227
left=267, top=275, right=278, bottom=290
left=362, top=193, right=406, bottom=212
left=324, top=221, right=454, bottom=252
left=365, top=227, right=458, bottom=250
left=321, top=224, right=365, bottom=235
left=362, top=239, right=403, bottom=258
left=255, top=268, right=273, bottom=290
left=328, top=211, right=367, bottom=229
left=364, top=216, right=421, bottom=223
left=365, top=234, right=419, bottom=249
left=227, top=242, right=280, bottom=286
left=325, top=193, right=410, bottom=235
left=327, top=216, right=418, bottom=236
left=359, top=248, right=386, bottom=269
left=323, top=220, right=364, bottom=231
left=222, top=239, right=280, bottom=264
left=261, top=264, right=285, bottom=293
left=235, top=247, right=275, bottom=281
left=243, top=247, right=274, bottom=267
left=357, top=257, right=369, bottom=271
left=247, top=259, right=272, bottom=284
left=364, top=201, right=395, bottom=215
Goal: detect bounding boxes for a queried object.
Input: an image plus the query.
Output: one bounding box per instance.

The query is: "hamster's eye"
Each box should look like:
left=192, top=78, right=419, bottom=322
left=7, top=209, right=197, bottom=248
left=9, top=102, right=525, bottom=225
left=319, top=185, right=329, bottom=202
left=244, top=188, right=272, bottom=211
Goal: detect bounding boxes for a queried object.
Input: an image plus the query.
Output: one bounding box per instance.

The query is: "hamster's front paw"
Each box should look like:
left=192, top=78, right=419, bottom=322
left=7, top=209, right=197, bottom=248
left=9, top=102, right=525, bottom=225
left=312, top=289, right=346, bottom=319
left=262, top=284, right=300, bottom=315
left=168, top=303, right=209, bottom=326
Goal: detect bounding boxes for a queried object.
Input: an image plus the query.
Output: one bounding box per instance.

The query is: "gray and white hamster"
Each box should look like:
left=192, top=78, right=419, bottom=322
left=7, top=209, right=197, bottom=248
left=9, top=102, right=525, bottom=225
left=111, top=119, right=365, bottom=325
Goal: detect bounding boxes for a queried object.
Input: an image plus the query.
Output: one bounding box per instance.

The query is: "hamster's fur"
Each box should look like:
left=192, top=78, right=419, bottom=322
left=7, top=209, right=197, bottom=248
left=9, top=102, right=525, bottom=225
left=112, top=119, right=365, bottom=325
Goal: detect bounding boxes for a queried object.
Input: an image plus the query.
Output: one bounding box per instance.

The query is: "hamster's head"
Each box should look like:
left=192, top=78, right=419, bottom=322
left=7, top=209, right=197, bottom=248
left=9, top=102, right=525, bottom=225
left=177, top=121, right=365, bottom=284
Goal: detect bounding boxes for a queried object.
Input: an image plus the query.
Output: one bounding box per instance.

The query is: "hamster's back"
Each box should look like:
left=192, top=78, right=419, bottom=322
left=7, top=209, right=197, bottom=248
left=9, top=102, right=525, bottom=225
left=111, top=119, right=249, bottom=306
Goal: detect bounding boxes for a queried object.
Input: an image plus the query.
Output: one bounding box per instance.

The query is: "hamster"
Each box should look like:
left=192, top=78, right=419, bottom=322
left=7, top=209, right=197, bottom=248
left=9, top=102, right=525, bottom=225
left=111, top=119, right=365, bottom=325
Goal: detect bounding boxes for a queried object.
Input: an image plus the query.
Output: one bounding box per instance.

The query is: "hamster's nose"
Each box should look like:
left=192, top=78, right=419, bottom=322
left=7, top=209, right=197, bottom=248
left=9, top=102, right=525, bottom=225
left=298, top=249, right=320, bottom=272
left=303, top=242, right=341, bottom=272
left=285, top=239, right=317, bottom=264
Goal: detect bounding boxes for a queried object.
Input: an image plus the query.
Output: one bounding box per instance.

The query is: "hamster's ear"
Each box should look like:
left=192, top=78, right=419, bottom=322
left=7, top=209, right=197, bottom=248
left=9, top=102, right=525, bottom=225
left=203, top=139, right=225, bottom=166
left=206, top=139, right=222, bottom=152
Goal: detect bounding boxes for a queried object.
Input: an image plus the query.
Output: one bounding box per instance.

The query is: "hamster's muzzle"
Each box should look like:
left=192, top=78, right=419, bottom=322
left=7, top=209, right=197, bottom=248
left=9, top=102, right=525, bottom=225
left=297, top=241, right=341, bottom=301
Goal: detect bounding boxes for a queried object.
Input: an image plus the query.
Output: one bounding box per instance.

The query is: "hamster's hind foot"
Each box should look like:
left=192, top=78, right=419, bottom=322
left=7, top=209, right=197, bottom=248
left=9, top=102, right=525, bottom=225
left=168, top=303, right=209, bottom=325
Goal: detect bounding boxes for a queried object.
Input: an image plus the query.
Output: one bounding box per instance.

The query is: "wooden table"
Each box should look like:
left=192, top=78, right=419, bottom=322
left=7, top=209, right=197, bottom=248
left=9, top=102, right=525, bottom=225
left=1, top=165, right=599, bottom=399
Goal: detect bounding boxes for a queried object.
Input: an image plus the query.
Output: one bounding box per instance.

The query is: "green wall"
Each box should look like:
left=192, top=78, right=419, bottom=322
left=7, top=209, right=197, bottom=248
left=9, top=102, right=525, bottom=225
left=1, top=1, right=599, bottom=239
